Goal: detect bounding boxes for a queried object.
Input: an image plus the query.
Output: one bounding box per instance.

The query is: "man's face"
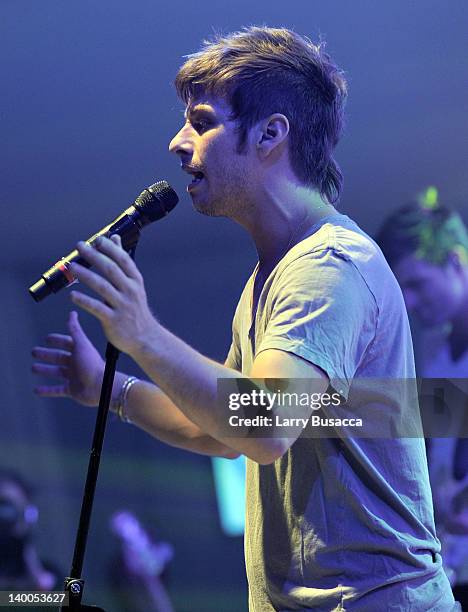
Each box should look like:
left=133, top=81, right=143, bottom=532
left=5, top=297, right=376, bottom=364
left=393, top=253, right=465, bottom=327
left=168, top=97, right=257, bottom=218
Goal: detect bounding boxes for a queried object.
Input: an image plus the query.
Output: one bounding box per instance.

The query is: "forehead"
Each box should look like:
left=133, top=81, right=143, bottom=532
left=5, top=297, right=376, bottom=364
left=184, top=96, right=232, bottom=119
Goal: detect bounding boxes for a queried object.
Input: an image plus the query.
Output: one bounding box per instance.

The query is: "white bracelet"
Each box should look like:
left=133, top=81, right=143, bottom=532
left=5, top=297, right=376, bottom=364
left=116, top=376, right=138, bottom=423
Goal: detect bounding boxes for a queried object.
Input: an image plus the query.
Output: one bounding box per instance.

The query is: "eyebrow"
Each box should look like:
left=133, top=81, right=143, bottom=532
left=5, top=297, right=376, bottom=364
left=184, top=104, right=216, bottom=121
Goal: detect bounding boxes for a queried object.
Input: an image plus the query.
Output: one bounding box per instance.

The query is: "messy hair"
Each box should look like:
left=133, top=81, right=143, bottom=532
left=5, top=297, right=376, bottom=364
left=376, top=197, right=468, bottom=266
left=175, top=26, right=347, bottom=204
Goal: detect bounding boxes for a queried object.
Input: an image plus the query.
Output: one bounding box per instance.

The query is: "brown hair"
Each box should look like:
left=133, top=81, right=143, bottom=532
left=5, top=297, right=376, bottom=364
left=376, top=200, right=468, bottom=266
left=175, top=26, right=347, bottom=204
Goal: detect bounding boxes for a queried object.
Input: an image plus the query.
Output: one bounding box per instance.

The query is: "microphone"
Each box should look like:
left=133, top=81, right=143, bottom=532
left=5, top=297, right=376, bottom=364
left=29, top=180, right=178, bottom=302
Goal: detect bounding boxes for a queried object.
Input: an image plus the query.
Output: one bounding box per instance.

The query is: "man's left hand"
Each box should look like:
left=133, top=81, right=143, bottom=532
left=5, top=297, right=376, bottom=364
left=69, top=235, right=158, bottom=356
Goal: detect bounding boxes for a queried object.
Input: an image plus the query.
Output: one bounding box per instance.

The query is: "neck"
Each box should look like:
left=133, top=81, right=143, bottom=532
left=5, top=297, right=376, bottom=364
left=238, top=181, right=338, bottom=270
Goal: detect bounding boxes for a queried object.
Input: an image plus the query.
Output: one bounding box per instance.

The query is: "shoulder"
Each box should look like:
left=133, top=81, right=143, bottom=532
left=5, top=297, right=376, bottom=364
left=272, top=219, right=380, bottom=299
left=277, top=215, right=383, bottom=276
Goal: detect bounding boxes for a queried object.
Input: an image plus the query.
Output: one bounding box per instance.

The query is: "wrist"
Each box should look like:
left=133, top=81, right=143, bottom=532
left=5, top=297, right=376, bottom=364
left=112, top=373, right=139, bottom=423
left=129, top=317, right=163, bottom=362
left=111, top=372, right=128, bottom=411
left=111, top=372, right=135, bottom=412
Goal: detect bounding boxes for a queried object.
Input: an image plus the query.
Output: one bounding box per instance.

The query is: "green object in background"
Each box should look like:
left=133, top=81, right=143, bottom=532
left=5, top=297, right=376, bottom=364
left=212, top=456, right=246, bottom=536
left=418, top=186, right=438, bottom=209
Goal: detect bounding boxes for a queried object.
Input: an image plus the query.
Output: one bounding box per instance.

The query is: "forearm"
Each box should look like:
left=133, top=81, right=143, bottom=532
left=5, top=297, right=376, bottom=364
left=67, top=236, right=292, bottom=464
left=129, top=325, right=286, bottom=464
left=111, top=372, right=239, bottom=459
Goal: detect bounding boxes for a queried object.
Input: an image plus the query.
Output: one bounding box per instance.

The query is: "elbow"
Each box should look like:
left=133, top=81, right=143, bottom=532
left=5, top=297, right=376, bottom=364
left=217, top=439, right=290, bottom=465
left=249, top=438, right=289, bottom=465
left=221, top=448, right=242, bottom=460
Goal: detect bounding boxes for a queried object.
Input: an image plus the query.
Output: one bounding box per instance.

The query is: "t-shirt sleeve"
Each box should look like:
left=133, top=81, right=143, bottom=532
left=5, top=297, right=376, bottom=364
left=255, top=249, right=378, bottom=398
left=224, top=303, right=243, bottom=372
left=225, top=338, right=241, bottom=371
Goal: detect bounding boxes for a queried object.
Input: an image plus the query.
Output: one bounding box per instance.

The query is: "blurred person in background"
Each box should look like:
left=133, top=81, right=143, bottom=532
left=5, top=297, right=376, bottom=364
left=108, top=510, right=174, bottom=612
left=377, top=187, right=468, bottom=608
left=0, top=468, right=60, bottom=592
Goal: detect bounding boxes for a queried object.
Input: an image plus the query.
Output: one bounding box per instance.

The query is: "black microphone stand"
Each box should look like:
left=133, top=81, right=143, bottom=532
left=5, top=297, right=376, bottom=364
left=61, top=246, right=137, bottom=611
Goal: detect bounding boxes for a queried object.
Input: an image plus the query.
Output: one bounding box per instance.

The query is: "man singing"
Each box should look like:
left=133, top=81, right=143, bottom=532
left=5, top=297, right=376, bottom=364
left=32, top=27, right=456, bottom=610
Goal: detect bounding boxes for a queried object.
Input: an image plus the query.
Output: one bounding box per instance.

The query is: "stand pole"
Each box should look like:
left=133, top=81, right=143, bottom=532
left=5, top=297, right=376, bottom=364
left=62, top=246, right=137, bottom=611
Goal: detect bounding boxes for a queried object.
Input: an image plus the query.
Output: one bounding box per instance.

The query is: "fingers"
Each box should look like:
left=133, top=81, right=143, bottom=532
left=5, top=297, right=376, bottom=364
left=33, top=329, right=72, bottom=394
left=32, top=363, right=69, bottom=379
left=70, top=290, right=113, bottom=322
left=77, top=238, right=141, bottom=284
left=110, top=234, right=122, bottom=248
left=34, top=383, right=70, bottom=398
left=97, top=235, right=141, bottom=279
left=69, top=262, right=121, bottom=307
left=45, top=334, right=74, bottom=351
left=32, top=347, right=70, bottom=366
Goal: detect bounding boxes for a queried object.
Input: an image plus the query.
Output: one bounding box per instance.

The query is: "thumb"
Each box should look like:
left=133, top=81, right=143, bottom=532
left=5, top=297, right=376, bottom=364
left=68, top=310, right=86, bottom=341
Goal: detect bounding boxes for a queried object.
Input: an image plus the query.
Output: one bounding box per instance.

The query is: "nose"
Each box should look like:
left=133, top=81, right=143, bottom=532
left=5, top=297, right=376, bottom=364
left=168, top=123, right=193, bottom=157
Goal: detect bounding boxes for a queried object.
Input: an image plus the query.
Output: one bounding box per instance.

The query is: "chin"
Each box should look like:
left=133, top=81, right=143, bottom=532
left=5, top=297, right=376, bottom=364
left=192, top=197, right=225, bottom=218
left=193, top=203, right=218, bottom=217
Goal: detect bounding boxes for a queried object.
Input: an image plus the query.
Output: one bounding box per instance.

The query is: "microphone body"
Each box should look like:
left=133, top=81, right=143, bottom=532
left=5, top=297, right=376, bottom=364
left=29, top=181, right=178, bottom=302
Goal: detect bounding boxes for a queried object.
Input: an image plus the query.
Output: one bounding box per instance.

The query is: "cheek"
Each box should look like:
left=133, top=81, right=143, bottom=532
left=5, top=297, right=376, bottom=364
left=438, top=269, right=463, bottom=299
left=419, top=285, right=460, bottom=324
left=442, top=284, right=463, bottom=313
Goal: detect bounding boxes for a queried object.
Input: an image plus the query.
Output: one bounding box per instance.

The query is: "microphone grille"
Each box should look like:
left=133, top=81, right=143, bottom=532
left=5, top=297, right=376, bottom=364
left=135, top=181, right=179, bottom=222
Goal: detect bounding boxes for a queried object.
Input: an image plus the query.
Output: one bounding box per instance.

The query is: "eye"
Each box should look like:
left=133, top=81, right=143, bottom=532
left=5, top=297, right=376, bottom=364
left=192, top=119, right=210, bottom=134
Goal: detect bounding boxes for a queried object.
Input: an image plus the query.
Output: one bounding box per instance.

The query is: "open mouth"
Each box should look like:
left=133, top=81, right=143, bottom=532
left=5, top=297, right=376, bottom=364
left=190, top=171, right=204, bottom=185
left=187, top=170, right=205, bottom=192
left=182, top=164, right=206, bottom=192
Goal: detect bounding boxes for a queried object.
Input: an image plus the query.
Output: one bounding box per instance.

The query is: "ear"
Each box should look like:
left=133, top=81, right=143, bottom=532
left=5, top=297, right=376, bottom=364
left=256, top=114, right=290, bottom=158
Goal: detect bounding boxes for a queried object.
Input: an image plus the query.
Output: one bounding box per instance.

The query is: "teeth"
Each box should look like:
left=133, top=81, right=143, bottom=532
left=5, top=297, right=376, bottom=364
left=191, top=172, right=204, bottom=184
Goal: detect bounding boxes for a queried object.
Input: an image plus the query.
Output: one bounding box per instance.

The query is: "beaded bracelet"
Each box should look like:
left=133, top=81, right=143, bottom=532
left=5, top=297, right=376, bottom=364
left=116, top=376, right=138, bottom=423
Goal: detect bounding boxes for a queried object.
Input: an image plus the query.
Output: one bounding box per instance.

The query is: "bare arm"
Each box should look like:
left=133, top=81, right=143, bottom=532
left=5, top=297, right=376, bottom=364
left=66, top=237, right=329, bottom=464
left=32, top=311, right=239, bottom=459
left=112, top=371, right=240, bottom=458
left=126, top=327, right=327, bottom=464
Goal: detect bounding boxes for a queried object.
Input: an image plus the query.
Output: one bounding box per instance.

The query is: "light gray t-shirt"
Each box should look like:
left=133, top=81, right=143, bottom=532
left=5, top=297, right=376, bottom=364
left=226, top=214, right=454, bottom=611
